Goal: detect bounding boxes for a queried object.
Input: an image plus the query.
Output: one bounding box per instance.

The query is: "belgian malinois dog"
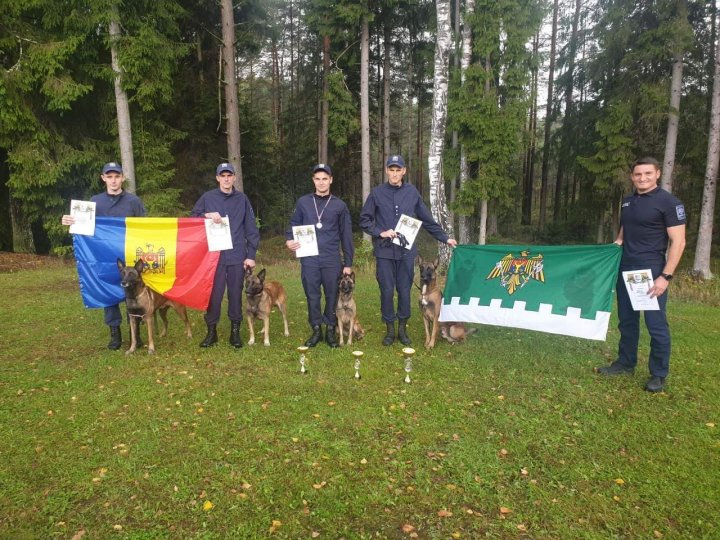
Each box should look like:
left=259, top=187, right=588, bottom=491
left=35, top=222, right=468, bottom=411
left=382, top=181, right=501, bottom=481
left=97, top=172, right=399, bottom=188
left=117, top=258, right=192, bottom=355
left=336, top=271, right=365, bottom=346
left=417, top=257, right=476, bottom=349
left=244, top=268, right=289, bottom=346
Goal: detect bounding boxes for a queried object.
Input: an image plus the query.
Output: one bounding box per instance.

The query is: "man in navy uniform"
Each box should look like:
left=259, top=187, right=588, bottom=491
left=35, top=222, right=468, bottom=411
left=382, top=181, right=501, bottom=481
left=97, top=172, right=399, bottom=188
left=286, top=163, right=354, bottom=348
left=359, top=154, right=457, bottom=346
left=191, top=163, right=260, bottom=349
left=61, top=162, right=146, bottom=350
left=597, top=157, right=686, bottom=393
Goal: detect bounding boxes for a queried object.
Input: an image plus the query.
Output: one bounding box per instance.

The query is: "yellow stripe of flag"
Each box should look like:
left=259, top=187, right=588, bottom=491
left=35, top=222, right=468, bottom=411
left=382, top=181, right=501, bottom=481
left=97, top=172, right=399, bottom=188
left=125, top=218, right=179, bottom=294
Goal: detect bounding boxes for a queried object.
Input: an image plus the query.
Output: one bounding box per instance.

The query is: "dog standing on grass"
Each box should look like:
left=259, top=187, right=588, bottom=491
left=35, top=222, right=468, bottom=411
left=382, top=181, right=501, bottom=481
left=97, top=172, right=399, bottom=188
left=335, top=271, right=365, bottom=346
left=117, top=258, right=192, bottom=354
left=417, top=257, right=476, bottom=349
left=244, top=268, right=290, bottom=346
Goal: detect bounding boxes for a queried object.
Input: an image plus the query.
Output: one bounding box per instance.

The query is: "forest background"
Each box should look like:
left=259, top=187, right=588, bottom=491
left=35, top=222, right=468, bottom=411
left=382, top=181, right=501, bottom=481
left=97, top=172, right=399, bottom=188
left=1, top=0, right=718, bottom=276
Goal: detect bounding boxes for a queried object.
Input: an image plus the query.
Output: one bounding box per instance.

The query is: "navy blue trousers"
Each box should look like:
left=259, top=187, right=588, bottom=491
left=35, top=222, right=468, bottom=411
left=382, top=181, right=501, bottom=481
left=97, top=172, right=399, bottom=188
left=301, top=265, right=341, bottom=327
left=616, top=263, right=671, bottom=377
left=205, top=263, right=245, bottom=325
left=104, top=305, right=122, bottom=327
left=375, top=256, right=415, bottom=323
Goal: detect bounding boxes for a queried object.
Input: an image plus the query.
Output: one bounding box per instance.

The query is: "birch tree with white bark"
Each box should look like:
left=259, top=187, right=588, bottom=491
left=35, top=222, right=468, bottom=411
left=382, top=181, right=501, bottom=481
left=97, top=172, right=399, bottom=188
left=458, top=0, right=474, bottom=245
left=428, top=0, right=455, bottom=264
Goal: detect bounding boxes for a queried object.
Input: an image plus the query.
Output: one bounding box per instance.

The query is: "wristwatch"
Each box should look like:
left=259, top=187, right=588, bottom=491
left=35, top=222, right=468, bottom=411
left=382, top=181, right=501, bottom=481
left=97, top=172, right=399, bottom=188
left=660, top=273, right=673, bottom=281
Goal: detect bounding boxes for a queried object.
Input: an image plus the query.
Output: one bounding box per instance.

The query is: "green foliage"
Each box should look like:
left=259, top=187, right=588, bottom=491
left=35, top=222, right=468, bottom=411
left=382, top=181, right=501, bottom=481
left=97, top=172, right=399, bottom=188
left=327, top=70, right=359, bottom=149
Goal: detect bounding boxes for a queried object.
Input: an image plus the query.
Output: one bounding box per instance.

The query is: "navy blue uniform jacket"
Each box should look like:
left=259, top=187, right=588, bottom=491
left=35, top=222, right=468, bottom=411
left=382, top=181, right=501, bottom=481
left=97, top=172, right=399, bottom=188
left=92, top=191, right=146, bottom=217
left=359, top=182, right=449, bottom=260
left=191, top=188, right=260, bottom=265
left=285, top=194, right=354, bottom=268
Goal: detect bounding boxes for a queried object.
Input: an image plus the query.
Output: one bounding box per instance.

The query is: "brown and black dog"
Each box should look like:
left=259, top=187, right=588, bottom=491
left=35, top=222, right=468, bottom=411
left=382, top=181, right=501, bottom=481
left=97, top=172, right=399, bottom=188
left=417, top=257, right=476, bottom=349
left=336, top=272, right=365, bottom=346
left=117, top=258, right=192, bottom=354
left=244, top=268, right=289, bottom=346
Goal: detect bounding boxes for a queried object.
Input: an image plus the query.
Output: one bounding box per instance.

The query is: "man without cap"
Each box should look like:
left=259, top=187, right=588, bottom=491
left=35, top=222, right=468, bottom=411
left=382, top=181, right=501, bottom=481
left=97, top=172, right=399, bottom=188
left=61, top=162, right=146, bottom=350
left=359, top=155, right=457, bottom=346
left=285, top=163, right=354, bottom=348
left=596, top=157, right=686, bottom=393
left=191, top=163, right=260, bottom=348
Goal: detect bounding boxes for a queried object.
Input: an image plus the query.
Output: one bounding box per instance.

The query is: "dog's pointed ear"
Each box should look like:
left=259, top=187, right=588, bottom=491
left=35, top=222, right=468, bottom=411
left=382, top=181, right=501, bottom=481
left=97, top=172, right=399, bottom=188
left=117, top=258, right=125, bottom=271
left=433, top=258, right=440, bottom=269
left=350, top=271, right=355, bottom=280
left=257, top=268, right=266, bottom=281
left=134, top=259, right=144, bottom=273
left=417, top=256, right=424, bottom=267
left=246, top=266, right=253, bottom=276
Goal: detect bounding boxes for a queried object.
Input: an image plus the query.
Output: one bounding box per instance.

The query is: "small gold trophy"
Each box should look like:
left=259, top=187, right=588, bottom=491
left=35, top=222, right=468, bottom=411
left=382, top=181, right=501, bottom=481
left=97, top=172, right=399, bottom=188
left=297, top=345, right=309, bottom=374
left=402, top=347, right=415, bottom=383
left=352, top=350, right=364, bottom=380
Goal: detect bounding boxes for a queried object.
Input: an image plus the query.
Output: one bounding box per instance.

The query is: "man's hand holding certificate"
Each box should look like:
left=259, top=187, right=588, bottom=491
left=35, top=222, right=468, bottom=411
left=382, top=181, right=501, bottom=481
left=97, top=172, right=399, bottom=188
left=622, top=269, right=660, bottom=311
left=392, top=214, right=422, bottom=249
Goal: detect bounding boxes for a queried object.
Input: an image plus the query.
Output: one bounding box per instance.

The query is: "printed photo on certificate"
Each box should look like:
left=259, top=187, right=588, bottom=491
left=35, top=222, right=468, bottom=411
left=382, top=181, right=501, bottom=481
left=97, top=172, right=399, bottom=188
left=393, top=214, right=422, bottom=250
left=69, top=200, right=96, bottom=236
left=293, top=225, right=319, bottom=258
left=205, top=217, right=234, bottom=251
left=622, top=269, right=660, bottom=311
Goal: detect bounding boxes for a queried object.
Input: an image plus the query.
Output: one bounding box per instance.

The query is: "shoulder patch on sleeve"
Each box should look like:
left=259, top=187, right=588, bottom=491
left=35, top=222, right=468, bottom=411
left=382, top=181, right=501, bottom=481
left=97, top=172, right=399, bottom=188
left=676, top=204, right=686, bottom=221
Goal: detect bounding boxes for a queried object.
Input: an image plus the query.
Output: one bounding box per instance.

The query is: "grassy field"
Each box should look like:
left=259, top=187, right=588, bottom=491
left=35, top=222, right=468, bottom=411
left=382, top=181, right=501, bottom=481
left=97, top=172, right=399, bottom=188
left=1, top=247, right=719, bottom=539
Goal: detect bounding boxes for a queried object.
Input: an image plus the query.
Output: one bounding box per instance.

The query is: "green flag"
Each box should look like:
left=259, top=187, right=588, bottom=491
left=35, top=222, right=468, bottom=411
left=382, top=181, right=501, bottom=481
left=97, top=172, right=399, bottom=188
left=440, top=244, right=622, bottom=340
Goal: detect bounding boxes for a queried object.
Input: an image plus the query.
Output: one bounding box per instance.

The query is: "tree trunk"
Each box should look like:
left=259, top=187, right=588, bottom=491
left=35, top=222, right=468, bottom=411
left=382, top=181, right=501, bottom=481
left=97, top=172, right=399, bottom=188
left=693, top=23, right=720, bottom=279
left=361, top=15, right=371, bottom=239
left=9, top=195, right=35, bottom=253
left=271, top=39, right=281, bottom=143
left=109, top=18, right=136, bottom=193
left=478, top=199, right=488, bottom=244
left=539, top=0, right=559, bottom=229
left=428, top=0, right=454, bottom=265
left=522, top=32, right=540, bottom=225
left=318, top=35, right=330, bottom=163
left=383, top=22, right=391, bottom=170
left=660, top=53, right=684, bottom=193
left=220, top=0, right=243, bottom=191
left=458, top=0, right=475, bottom=245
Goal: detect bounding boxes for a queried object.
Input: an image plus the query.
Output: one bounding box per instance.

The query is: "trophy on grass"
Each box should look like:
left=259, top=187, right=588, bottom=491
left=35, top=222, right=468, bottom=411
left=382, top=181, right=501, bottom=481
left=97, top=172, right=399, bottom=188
left=352, top=350, right=364, bottom=380
left=297, top=345, right=309, bottom=374
left=402, top=347, right=415, bottom=383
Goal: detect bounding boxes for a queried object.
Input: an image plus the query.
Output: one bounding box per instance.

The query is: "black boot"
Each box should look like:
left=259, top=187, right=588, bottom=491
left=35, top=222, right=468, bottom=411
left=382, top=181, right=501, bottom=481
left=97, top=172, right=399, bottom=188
left=305, top=325, right=323, bottom=347
left=200, top=324, right=218, bottom=348
left=325, top=325, right=339, bottom=348
left=382, top=322, right=395, bottom=346
left=229, top=321, right=243, bottom=348
left=108, top=326, right=122, bottom=350
left=398, top=319, right=412, bottom=346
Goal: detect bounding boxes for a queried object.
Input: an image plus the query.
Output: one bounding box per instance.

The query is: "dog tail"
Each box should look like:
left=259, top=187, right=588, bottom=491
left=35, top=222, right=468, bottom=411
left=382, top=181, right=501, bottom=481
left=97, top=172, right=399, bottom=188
left=466, top=327, right=479, bottom=337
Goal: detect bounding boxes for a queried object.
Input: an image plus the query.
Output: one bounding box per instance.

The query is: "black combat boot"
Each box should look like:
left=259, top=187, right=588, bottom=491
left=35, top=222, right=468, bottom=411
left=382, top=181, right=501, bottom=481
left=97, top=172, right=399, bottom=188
left=397, top=319, right=412, bottom=346
left=108, top=326, right=122, bottom=350
left=382, top=322, right=395, bottom=346
left=200, top=324, right=218, bottom=348
left=305, top=325, right=323, bottom=347
left=229, top=321, right=243, bottom=348
left=325, top=325, right=339, bottom=348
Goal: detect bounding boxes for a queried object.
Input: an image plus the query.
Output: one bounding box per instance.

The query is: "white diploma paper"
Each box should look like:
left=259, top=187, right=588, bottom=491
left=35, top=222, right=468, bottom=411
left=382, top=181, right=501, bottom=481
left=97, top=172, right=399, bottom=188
left=205, top=217, right=234, bottom=252
left=293, top=225, right=319, bottom=258
left=69, top=200, right=96, bottom=236
left=393, top=214, right=422, bottom=250
left=622, top=269, right=660, bottom=311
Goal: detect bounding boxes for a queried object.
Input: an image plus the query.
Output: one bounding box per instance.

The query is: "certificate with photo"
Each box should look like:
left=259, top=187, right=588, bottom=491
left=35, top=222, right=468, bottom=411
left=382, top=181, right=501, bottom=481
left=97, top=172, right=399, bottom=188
left=622, top=269, right=660, bottom=311
left=69, top=200, right=96, bottom=236
left=205, top=216, right=234, bottom=251
left=293, top=225, right=319, bottom=258
left=392, top=214, right=422, bottom=250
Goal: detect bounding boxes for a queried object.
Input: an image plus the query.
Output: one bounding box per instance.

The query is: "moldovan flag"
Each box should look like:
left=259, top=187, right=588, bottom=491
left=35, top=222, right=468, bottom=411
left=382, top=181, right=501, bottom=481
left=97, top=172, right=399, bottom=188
left=439, top=244, right=622, bottom=340
left=73, top=217, right=220, bottom=311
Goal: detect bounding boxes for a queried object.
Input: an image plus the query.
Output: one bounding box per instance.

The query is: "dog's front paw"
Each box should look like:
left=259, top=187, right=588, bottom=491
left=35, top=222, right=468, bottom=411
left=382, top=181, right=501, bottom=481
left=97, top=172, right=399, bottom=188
left=125, top=348, right=135, bottom=356
left=147, top=348, right=155, bottom=355
left=247, top=337, right=255, bottom=346
left=284, top=331, right=289, bottom=337
left=263, top=340, right=270, bottom=347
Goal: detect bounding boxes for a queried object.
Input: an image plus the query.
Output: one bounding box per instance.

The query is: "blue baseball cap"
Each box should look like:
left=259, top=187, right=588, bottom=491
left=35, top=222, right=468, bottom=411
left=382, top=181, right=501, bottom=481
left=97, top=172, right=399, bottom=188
left=216, top=162, right=236, bottom=175
left=386, top=155, right=405, bottom=168
left=313, top=163, right=332, bottom=175
left=102, top=162, right=123, bottom=174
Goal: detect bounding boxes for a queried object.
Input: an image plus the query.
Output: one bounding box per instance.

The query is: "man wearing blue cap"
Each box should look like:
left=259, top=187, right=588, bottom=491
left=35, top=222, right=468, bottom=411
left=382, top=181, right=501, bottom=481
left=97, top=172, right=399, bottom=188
left=285, top=163, right=354, bottom=348
left=191, top=163, right=260, bottom=349
left=61, top=162, right=146, bottom=350
left=360, top=154, right=457, bottom=346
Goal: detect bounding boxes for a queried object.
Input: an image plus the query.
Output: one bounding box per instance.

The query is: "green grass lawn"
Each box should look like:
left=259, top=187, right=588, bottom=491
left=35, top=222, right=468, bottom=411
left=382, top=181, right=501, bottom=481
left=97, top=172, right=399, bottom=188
left=1, top=254, right=719, bottom=539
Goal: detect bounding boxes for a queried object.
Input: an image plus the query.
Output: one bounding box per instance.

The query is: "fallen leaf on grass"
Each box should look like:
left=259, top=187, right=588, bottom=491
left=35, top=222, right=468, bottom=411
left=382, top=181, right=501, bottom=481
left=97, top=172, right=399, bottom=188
left=451, top=532, right=462, bottom=538
left=520, top=467, right=529, bottom=476
left=313, top=481, right=327, bottom=489
left=113, top=525, right=123, bottom=531
left=499, top=448, right=509, bottom=457
left=311, top=532, right=320, bottom=538
left=360, top=458, right=368, bottom=464
left=327, top=401, right=336, bottom=406
left=615, top=478, right=625, bottom=485
left=202, top=500, right=214, bottom=511
left=653, top=530, right=663, bottom=538
left=499, top=507, right=512, bottom=515
left=437, top=509, right=453, bottom=517
left=71, top=530, right=86, bottom=540
left=445, top=484, right=457, bottom=490
left=517, top=524, right=527, bottom=532
left=402, top=523, right=415, bottom=533
left=269, top=519, right=282, bottom=533
left=706, top=423, right=715, bottom=428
